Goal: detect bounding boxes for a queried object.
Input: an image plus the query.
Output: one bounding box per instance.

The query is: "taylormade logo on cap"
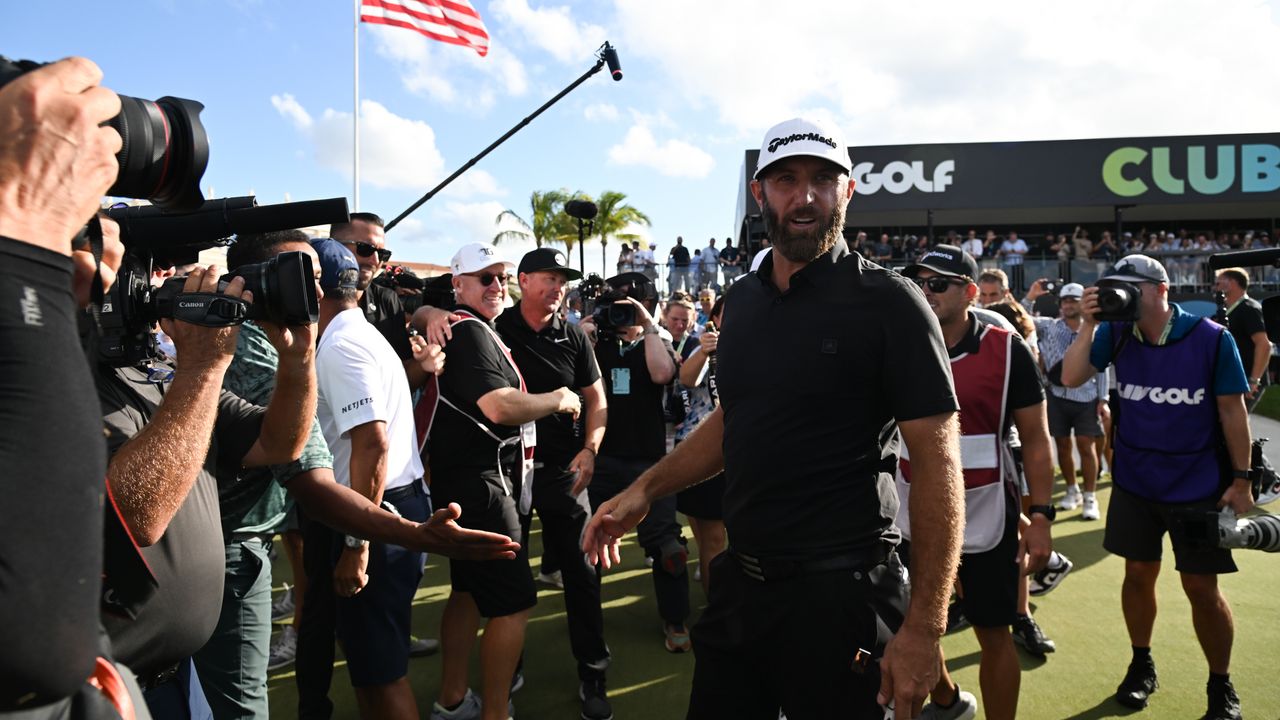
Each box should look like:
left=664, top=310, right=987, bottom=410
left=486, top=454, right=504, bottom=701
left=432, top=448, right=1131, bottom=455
left=755, top=117, right=852, bottom=179
left=767, top=132, right=839, bottom=153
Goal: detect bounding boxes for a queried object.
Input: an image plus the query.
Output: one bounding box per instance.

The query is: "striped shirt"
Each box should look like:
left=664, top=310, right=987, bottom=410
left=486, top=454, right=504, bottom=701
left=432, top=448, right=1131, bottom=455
left=1033, top=316, right=1108, bottom=402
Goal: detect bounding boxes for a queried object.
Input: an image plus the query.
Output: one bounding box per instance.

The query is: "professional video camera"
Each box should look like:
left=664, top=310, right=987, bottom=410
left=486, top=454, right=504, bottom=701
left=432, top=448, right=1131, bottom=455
left=1094, top=277, right=1142, bottom=322
left=96, top=196, right=350, bottom=367
left=579, top=272, right=658, bottom=338
left=1, top=55, right=208, bottom=212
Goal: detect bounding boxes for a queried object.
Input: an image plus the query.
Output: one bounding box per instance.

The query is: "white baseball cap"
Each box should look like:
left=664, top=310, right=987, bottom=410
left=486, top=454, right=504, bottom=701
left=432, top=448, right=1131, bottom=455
left=450, top=242, right=515, bottom=276
left=754, top=117, right=852, bottom=179
left=1059, top=282, right=1084, bottom=299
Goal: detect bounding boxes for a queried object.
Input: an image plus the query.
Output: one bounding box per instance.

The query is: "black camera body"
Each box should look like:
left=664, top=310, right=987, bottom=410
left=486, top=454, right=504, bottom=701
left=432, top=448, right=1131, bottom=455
left=1094, top=278, right=1142, bottom=322
left=1, top=55, right=209, bottom=212
left=96, top=250, right=319, bottom=367
left=579, top=273, right=655, bottom=339
left=94, top=196, right=349, bottom=367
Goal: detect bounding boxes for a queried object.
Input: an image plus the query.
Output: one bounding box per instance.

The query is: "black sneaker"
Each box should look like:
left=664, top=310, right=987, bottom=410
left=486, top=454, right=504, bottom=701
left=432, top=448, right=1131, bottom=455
left=579, top=678, right=614, bottom=720
left=1011, top=614, right=1056, bottom=657
left=1202, top=677, right=1242, bottom=720
left=1115, top=657, right=1159, bottom=709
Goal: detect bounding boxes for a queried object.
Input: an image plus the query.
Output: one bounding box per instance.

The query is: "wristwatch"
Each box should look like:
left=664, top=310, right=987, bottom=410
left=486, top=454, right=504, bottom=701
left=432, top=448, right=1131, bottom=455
left=344, top=534, right=368, bottom=550
left=1233, top=469, right=1251, bottom=481
left=1028, top=504, right=1057, bottom=522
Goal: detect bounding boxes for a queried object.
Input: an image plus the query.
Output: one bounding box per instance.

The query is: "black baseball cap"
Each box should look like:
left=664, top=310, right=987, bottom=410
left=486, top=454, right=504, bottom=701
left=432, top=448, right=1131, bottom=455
left=902, top=244, right=979, bottom=281
left=518, top=247, right=582, bottom=280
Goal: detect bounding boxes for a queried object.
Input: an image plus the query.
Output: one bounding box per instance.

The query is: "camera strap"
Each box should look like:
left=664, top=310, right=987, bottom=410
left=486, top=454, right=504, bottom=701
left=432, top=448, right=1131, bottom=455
left=170, top=292, right=249, bottom=327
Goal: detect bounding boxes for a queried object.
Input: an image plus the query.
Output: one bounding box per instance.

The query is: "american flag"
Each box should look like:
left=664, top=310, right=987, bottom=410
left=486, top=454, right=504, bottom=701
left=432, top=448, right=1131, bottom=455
left=360, top=0, right=490, bottom=57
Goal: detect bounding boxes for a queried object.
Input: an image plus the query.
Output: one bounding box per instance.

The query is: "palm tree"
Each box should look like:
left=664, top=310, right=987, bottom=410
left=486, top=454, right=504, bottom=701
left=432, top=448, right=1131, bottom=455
left=494, top=189, right=575, bottom=248
left=592, top=190, right=651, bottom=271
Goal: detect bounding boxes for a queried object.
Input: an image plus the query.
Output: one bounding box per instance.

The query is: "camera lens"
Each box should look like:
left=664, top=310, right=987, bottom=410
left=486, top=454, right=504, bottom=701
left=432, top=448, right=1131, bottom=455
left=106, top=95, right=209, bottom=212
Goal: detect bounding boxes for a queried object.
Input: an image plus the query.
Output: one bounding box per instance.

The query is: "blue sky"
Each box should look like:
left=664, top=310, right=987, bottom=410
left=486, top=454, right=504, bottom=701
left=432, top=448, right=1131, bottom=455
left=7, top=0, right=1280, bottom=270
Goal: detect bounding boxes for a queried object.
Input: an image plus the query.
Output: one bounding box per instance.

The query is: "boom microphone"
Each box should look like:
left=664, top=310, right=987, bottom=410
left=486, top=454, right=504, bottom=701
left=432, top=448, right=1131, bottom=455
left=602, top=43, right=622, bottom=81
left=1207, top=247, right=1280, bottom=269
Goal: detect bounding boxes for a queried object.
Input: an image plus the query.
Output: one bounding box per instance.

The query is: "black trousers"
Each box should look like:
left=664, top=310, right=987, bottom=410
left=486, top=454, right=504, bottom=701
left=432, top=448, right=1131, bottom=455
left=589, top=454, right=689, bottom=627
left=295, top=509, right=337, bottom=720
left=686, top=551, right=908, bottom=720
left=520, top=464, right=610, bottom=681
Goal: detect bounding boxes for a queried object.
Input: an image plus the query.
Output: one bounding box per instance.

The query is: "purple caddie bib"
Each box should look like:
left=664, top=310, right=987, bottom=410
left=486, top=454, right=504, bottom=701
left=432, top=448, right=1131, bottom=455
left=1112, top=318, right=1226, bottom=502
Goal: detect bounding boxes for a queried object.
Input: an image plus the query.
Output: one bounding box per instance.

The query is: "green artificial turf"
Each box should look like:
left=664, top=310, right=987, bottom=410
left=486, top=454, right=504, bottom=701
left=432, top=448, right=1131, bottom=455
left=266, top=478, right=1280, bottom=719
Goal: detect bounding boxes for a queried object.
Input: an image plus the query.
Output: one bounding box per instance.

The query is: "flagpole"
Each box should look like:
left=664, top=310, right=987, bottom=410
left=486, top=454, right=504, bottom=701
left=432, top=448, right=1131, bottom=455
left=353, top=0, right=361, bottom=212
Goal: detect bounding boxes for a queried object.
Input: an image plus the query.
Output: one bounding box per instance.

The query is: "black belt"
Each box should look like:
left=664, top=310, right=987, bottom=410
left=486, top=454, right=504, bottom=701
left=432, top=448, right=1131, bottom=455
left=137, top=662, right=180, bottom=692
left=383, top=479, right=427, bottom=504
left=732, top=544, right=892, bottom=583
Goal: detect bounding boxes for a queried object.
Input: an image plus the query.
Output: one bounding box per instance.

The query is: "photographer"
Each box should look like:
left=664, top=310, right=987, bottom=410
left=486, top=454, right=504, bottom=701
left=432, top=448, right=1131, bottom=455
left=96, top=258, right=313, bottom=716
left=0, top=56, right=132, bottom=714
left=1025, top=280, right=1109, bottom=521
left=579, top=276, right=686, bottom=652
left=1061, top=254, right=1252, bottom=720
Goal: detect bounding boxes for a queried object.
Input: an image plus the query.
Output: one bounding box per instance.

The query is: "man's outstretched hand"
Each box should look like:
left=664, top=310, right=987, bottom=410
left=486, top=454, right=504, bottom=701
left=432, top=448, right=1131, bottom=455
left=413, top=502, right=520, bottom=560
left=582, top=484, right=651, bottom=569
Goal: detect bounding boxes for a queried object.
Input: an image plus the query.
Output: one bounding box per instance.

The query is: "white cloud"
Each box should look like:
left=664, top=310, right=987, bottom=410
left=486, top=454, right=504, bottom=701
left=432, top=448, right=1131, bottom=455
left=584, top=102, right=619, bottom=122
left=439, top=200, right=532, bottom=247
left=616, top=0, right=1280, bottom=144
left=270, top=93, right=311, bottom=129
left=270, top=96, right=504, bottom=197
left=489, top=0, right=608, bottom=63
left=369, top=24, right=528, bottom=111
left=608, top=125, right=715, bottom=178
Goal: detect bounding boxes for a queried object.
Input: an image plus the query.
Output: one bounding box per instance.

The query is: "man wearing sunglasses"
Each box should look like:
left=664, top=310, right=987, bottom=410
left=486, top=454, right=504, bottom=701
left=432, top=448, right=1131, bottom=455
left=1060, top=255, right=1252, bottom=720
left=901, top=245, right=1056, bottom=720
left=428, top=243, right=582, bottom=720
left=331, top=213, right=427, bottom=387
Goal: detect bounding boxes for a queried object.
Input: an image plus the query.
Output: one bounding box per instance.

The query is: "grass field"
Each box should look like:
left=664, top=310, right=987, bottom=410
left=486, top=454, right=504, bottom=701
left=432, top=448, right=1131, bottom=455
left=266, top=476, right=1280, bottom=719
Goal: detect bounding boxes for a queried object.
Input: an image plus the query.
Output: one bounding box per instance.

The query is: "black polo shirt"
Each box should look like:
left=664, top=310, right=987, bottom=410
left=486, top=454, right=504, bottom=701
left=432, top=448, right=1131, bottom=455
left=595, top=333, right=677, bottom=461
left=1226, top=295, right=1268, bottom=383
left=954, top=312, right=1045, bottom=420
left=97, top=364, right=263, bottom=676
left=360, top=282, right=411, bottom=360
left=716, top=247, right=958, bottom=558
left=670, top=245, right=691, bottom=267
left=429, top=305, right=522, bottom=474
left=495, top=301, right=601, bottom=468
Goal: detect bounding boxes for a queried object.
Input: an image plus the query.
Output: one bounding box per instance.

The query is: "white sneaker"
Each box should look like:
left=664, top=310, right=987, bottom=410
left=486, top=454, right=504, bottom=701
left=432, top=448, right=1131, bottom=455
left=267, top=626, right=297, bottom=671
left=271, top=584, right=295, bottom=623
left=1058, top=485, right=1082, bottom=511
left=536, top=570, right=564, bottom=589
left=431, top=689, right=482, bottom=720
left=1082, top=493, right=1100, bottom=521
left=919, top=688, right=978, bottom=720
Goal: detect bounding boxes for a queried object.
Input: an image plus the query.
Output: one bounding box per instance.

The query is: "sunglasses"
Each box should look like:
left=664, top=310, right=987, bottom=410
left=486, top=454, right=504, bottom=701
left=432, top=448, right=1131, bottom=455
left=912, top=276, right=966, bottom=293
left=464, top=271, right=511, bottom=287
left=343, top=240, right=392, bottom=262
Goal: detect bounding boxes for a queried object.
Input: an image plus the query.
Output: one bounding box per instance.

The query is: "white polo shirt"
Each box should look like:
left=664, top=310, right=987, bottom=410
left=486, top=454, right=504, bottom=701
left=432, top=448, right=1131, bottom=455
left=316, top=307, right=423, bottom=492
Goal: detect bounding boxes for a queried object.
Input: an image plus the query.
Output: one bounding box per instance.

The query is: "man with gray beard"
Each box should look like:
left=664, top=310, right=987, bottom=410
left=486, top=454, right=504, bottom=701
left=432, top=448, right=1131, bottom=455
left=584, top=117, right=965, bottom=719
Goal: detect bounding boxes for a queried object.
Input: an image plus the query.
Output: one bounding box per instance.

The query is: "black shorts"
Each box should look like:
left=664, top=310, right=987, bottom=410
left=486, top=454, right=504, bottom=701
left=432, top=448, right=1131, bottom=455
left=333, top=481, right=430, bottom=687
left=1046, top=394, right=1104, bottom=438
left=676, top=473, right=726, bottom=520
left=900, top=505, right=1019, bottom=629
left=687, top=549, right=907, bottom=719
left=432, top=467, right=536, bottom=618
left=1104, top=484, right=1237, bottom=575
